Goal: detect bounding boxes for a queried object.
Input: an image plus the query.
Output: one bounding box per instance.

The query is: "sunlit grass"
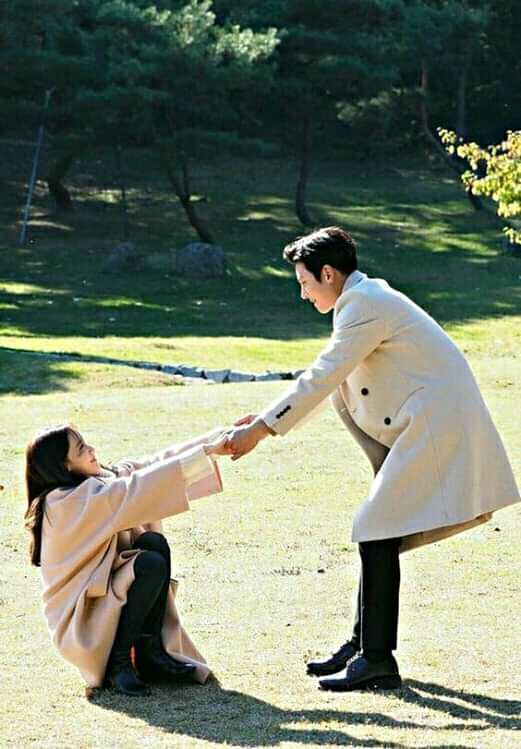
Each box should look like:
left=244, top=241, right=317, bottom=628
left=2, top=153, right=520, bottom=395
left=1, top=379, right=520, bottom=748
left=1, top=151, right=520, bottom=747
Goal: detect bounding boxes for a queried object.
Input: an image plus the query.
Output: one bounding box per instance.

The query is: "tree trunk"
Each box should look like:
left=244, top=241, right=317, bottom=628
left=45, top=149, right=78, bottom=212
left=455, top=63, right=467, bottom=139
left=420, top=60, right=484, bottom=212
left=161, top=150, right=214, bottom=244
left=295, top=116, right=313, bottom=227
left=114, top=145, right=128, bottom=241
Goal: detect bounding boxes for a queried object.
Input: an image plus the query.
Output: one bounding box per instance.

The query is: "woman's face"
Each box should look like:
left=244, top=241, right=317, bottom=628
left=65, top=431, right=101, bottom=476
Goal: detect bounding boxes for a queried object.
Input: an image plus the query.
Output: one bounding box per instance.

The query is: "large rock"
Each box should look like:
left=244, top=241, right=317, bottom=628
left=175, top=243, right=225, bottom=277
left=144, top=251, right=176, bottom=272
left=105, top=241, right=144, bottom=271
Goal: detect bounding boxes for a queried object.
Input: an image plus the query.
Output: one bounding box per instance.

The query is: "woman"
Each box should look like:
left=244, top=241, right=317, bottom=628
left=24, top=423, right=230, bottom=696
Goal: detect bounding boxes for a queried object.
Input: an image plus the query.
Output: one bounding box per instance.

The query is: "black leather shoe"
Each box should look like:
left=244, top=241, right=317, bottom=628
left=319, top=653, right=402, bottom=692
left=136, top=635, right=197, bottom=683
left=307, top=640, right=358, bottom=677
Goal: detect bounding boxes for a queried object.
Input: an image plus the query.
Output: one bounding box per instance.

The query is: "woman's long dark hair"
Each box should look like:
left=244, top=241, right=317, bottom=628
left=24, top=425, right=87, bottom=566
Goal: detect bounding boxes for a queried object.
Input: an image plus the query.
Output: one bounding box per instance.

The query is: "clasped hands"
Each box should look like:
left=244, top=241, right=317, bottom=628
left=205, top=414, right=271, bottom=461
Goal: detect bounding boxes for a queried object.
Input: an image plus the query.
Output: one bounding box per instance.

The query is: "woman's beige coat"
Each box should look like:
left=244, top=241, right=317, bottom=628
left=40, top=433, right=223, bottom=688
left=260, top=271, right=520, bottom=545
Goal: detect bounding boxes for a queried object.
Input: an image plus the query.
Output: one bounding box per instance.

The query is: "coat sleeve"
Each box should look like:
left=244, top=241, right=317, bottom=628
left=60, top=445, right=223, bottom=539
left=259, top=295, right=388, bottom=436
left=113, top=428, right=225, bottom=474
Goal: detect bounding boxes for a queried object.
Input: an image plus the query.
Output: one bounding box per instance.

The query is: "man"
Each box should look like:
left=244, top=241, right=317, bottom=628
left=227, top=226, right=520, bottom=692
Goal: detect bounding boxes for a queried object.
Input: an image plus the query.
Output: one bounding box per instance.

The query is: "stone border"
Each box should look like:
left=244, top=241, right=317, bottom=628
left=2, top=347, right=304, bottom=384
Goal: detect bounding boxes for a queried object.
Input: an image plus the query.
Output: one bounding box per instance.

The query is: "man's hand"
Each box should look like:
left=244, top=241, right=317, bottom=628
left=233, top=413, right=257, bottom=427
left=227, top=419, right=271, bottom=461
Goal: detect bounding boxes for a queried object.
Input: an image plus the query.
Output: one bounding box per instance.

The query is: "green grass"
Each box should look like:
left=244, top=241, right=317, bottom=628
left=1, top=382, right=520, bottom=748
left=1, top=151, right=521, bottom=747
left=1, top=151, right=520, bottom=393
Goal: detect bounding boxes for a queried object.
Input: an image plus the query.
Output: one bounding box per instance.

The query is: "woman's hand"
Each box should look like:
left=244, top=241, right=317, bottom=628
left=203, top=432, right=233, bottom=457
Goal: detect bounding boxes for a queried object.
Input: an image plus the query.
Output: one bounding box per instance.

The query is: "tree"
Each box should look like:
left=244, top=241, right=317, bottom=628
left=1, top=0, right=279, bottom=238
left=440, top=129, right=521, bottom=244
left=466, top=0, right=521, bottom=143
left=216, top=0, right=405, bottom=225
left=146, top=0, right=279, bottom=241
left=76, top=0, right=279, bottom=239
left=399, top=0, right=490, bottom=200
left=0, top=0, right=89, bottom=211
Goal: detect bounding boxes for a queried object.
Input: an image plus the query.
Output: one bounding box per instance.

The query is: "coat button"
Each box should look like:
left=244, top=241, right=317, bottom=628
left=384, top=417, right=391, bottom=425
left=361, top=388, right=369, bottom=396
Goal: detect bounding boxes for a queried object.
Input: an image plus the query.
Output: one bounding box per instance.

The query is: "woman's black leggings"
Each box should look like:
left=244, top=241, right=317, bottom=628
left=109, top=532, right=171, bottom=659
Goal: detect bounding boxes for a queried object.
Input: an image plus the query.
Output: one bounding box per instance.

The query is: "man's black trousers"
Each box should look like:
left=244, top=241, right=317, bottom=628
left=351, top=536, right=402, bottom=653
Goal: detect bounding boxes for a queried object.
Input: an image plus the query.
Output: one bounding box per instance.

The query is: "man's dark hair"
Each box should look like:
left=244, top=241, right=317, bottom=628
left=282, top=226, right=357, bottom=281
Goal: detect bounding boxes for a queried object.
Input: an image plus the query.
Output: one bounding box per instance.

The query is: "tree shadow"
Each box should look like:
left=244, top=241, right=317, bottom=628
left=399, top=679, right=521, bottom=729
left=2, top=155, right=520, bottom=398
left=88, top=675, right=518, bottom=747
left=0, top=348, right=80, bottom=395
left=1, top=221, right=520, bottom=343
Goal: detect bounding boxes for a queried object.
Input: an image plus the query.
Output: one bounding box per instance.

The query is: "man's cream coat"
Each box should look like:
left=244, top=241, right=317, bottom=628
left=40, top=433, right=223, bottom=688
left=260, top=271, right=520, bottom=546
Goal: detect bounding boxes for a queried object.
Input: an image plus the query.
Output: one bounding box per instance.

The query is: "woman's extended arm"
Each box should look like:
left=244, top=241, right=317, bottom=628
left=46, top=441, right=224, bottom=545
left=113, top=427, right=228, bottom=474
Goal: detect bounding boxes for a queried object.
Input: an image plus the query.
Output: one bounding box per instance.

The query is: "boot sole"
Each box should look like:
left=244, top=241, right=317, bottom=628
left=319, top=673, right=402, bottom=692
left=307, top=664, right=349, bottom=678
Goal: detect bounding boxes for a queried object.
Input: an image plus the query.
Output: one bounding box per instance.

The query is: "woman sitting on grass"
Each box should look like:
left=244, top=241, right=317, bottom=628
left=24, top=423, right=230, bottom=696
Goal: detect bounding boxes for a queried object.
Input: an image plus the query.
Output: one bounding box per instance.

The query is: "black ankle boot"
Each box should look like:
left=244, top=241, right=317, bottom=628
left=105, top=649, right=149, bottom=696
left=136, top=635, right=197, bottom=683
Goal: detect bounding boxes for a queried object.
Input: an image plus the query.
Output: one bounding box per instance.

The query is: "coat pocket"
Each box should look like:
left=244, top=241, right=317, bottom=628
left=392, top=386, right=425, bottom=419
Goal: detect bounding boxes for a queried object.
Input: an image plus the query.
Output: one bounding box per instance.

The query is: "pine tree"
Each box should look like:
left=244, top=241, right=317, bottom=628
left=216, top=0, right=405, bottom=225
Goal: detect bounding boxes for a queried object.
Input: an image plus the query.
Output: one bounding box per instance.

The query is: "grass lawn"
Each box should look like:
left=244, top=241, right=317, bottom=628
left=1, top=151, right=520, bottom=391
left=1, top=152, right=520, bottom=747
left=1, top=382, right=520, bottom=748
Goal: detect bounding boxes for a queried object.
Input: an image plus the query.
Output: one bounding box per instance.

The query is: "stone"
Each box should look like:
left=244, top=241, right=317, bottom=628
left=177, top=365, right=204, bottom=378
left=182, top=376, right=215, bottom=385
left=227, top=371, right=256, bottom=383
left=175, top=243, right=225, bottom=277
left=203, top=369, right=231, bottom=384
left=255, top=372, right=283, bottom=382
left=280, top=372, right=296, bottom=380
left=105, top=241, right=144, bottom=271
left=143, top=252, right=176, bottom=271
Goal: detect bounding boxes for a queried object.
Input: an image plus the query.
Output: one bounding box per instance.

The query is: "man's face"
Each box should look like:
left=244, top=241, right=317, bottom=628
left=295, top=262, right=337, bottom=314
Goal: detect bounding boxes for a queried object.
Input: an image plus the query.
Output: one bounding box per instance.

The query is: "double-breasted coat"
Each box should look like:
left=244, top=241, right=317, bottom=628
left=40, top=432, right=223, bottom=688
left=260, top=271, right=520, bottom=547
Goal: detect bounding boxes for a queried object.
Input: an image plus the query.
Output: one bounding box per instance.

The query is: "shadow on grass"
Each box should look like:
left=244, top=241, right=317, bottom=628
left=89, top=676, right=520, bottom=747
left=0, top=349, right=81, bottom=395
left=401, top=679, right=521, bottom=727
left=2, top=162, right=521, bottom=345
left=2, top=156, right=520, bottom=396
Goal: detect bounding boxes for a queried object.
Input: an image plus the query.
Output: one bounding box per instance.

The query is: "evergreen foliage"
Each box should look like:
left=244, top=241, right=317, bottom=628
left=1, top=1, right=518, bottom=237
